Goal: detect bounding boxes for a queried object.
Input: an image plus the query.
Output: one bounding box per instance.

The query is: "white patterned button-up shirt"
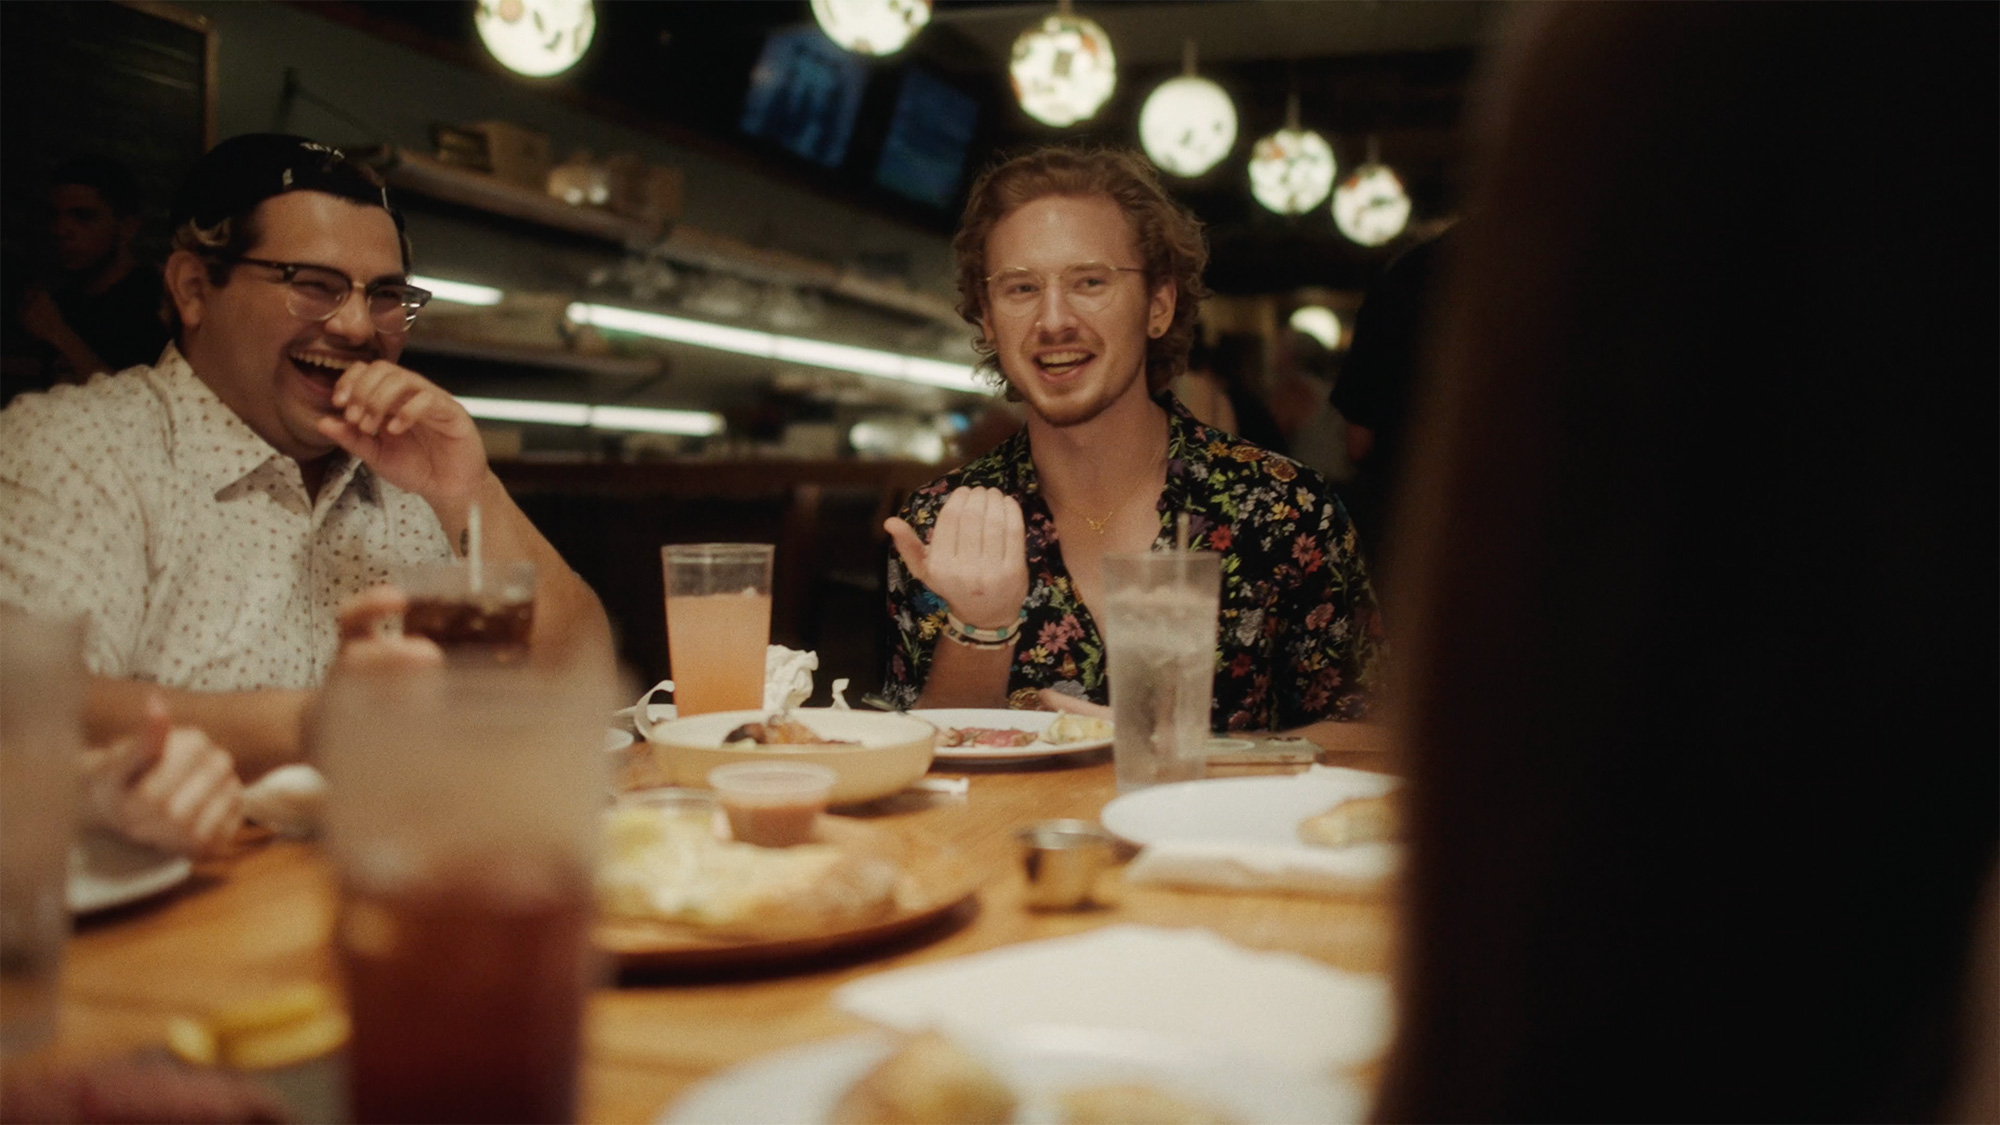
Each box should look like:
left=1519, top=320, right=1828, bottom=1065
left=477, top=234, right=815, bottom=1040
left=0, top=345, right=453, bottom=691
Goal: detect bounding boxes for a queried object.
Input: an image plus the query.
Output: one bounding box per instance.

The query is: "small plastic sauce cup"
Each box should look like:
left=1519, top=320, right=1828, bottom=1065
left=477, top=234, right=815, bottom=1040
left=706, top=761, right=837, bottom=847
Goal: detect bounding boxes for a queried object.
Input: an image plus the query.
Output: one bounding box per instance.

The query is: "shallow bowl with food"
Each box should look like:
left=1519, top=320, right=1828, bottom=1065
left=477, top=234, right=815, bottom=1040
left=643, top=708, right=936, bottom=805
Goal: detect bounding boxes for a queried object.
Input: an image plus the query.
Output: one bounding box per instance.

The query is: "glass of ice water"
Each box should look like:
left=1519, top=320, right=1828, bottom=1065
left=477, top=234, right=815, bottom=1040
left=1100, top=551, right=1222, bottom=792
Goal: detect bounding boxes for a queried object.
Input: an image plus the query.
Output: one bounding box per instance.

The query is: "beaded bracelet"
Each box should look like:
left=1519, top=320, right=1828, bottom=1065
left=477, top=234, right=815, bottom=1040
left=943, top=608, right=1027, bottom=648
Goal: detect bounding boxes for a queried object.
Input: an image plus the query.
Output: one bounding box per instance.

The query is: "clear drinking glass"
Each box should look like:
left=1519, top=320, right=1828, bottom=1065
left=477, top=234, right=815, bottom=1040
left=1099, top=551, right=1223, bottom=792
left=394, top=559, right=536, bottom=663
left=661, top=544, right=774, bottom=716
left=0, top=609, right=83, bottom=1056
left=315, top=661, right=612, bottom=1123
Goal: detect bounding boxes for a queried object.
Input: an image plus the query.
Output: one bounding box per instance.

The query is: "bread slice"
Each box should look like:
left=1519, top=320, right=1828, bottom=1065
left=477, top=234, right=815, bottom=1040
left=1296, top=792, right=1401, bottom=848
left=830, top=1032, right=1017, bottom=1125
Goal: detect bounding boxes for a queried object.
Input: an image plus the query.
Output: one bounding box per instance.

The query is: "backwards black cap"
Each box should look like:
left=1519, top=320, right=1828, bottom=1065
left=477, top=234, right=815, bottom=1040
left=170, top=133, right=402, bottom=233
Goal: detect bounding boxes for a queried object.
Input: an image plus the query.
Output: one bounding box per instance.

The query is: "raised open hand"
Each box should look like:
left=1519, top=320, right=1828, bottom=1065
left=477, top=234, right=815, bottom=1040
left=885, top=486, right=1029, bottom=629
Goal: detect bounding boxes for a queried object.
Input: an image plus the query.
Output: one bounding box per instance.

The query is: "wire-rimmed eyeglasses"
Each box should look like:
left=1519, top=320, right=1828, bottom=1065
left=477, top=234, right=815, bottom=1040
left=232, top=257, right=433, bottom=335
left=983, top=262, right=1145, bottom=317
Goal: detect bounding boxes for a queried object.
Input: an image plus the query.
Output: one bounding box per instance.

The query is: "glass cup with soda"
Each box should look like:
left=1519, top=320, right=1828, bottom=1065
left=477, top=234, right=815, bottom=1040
left=315, top=660, right=612, bottom=1123
left=395, top=559, right=536, bottom=662
left=1099, top=551, right=1223, bottom=792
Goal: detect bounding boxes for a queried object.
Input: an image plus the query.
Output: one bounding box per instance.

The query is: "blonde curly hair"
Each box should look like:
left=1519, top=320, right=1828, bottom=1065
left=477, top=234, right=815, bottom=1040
left=953, top=146, right=1210, bottom=395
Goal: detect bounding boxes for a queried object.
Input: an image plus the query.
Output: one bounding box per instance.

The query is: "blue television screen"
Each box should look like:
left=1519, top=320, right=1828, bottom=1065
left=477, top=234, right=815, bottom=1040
left=740, top=27, right=868, bottom=169
left=874, top=68, right=978, bottom=209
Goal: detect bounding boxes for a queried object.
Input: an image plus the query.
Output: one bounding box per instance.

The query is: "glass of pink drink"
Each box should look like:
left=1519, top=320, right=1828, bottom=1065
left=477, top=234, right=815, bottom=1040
left=314, top=661, right=613, bottom=1124
left=661, top=544, right=774, bottom=716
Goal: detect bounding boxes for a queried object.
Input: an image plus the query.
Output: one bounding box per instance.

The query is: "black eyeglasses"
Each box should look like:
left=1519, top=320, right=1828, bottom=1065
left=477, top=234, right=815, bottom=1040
left=232, top=257, right=432, bottom=335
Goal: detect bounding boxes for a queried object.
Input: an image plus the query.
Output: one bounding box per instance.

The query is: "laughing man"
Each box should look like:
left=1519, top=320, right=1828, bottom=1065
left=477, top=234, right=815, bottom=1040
left=0, top=134, right=609, bottom=775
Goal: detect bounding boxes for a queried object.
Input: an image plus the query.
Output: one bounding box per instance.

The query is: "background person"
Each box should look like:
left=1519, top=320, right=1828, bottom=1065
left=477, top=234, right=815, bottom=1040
left=13, top=155, right=170, bottom=396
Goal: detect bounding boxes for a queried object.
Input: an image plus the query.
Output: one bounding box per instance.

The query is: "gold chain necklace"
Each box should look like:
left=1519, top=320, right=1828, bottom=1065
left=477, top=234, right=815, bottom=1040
left=1071, top=453, right=1166, bottom=536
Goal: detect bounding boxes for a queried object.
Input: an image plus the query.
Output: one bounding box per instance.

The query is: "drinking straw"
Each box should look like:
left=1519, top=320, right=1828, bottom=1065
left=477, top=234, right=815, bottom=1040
left=1177, top=511, right=1190, bottom=552
left=468, top=503, right=484, bottom=593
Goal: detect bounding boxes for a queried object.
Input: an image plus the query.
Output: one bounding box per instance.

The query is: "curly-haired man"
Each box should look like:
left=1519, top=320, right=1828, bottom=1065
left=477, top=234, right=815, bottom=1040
left=883, top=147, right=1382, bottom=743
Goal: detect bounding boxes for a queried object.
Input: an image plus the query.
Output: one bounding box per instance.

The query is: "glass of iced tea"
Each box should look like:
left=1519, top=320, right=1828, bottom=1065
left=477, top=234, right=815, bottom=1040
left=315, top=661, right=612, bottom=1124
left=395, top=560, right=536, bottom=662
left=661, top=543, right=773, bottom=715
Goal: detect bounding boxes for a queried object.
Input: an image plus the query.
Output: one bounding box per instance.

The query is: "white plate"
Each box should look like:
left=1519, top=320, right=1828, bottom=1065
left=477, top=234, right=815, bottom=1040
left=67, top=831, right=192, bottom=914
left=664, top=1026, right=1365, bottom=1125
left=1101, top=767, right=1400, bottom=847
left=909, top=708, right=1112, bottom=761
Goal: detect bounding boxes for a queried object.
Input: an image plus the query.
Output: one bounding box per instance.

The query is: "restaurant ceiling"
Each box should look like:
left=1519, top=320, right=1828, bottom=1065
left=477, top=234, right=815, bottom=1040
left=314, top=1, right=1504, bottom=294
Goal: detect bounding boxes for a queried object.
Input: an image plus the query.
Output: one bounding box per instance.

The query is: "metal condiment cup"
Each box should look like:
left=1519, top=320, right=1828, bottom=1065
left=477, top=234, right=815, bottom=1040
left=1015, top=819, right=1119, bottom=910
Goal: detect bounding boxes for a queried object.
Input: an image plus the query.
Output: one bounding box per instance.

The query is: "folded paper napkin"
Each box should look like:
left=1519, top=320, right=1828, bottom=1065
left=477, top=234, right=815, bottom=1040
left=1126, top=839, right=1399, bottom=895
left=833, top=924, right=1392, bottom=1072
left=241, top=764, right=328, bottom=838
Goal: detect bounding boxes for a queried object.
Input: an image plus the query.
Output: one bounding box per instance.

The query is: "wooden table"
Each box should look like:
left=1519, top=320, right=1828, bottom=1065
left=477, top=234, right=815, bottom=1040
left=46, top=746, right=1396, bottom=1123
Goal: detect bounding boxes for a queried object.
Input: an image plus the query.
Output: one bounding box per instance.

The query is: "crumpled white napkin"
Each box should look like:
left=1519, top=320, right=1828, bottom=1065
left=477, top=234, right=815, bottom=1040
left=630, top=646, right=848, bottom=739
left=1126, top=839, right=1399, bottom=895
left=241, top=764, right=328, bottom=838
left=833, top=924, right=1392, bottom=1071
left=763, top=646, right=817, bottom=712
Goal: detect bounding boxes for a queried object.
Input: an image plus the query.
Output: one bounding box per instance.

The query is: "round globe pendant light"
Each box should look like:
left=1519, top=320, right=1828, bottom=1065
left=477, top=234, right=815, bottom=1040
left=1248, top=91, right=1335, bottom=214
left=476, top=0, right=596, bottom=78
left=1289, top=305, right=1344, bottom=351
left=811, top=0, right=932, bottom=57
left=1138, top=41, right=1236, bottom=177
left=1010, top=5, right=1118, bottom=128
left=1333, top=157, right=1412, bottom=246
left=1248, top=128, right=1336, bottom=214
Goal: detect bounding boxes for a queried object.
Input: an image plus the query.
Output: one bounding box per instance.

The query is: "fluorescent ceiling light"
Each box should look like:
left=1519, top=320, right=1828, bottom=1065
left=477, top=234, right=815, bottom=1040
left=588, top=404, right=722, bottom=435
left=458, top=395, right=723, bottom=436
left=567, top=302, right=985, bottom=393
left=411, top=275, right=505, bottom=306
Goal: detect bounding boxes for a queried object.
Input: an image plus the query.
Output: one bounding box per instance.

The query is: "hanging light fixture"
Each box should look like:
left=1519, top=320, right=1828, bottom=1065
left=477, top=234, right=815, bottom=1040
left=1138, top=40, right=1237, bottom=178
left=1248, top=92, right=1335, bottom=214
left=1333, top=138, right=1413, bottom=246
left=811, top=0, right=932, bottom=57
left=1010, top=1, right=1117, bottom=128
left=475, top=0, right=596, bottom=78
left=1289, top=306, right=1343, bottom=351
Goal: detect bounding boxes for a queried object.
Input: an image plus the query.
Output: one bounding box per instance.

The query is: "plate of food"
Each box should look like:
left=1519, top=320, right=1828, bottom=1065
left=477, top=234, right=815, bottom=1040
left=1100, top=767, right=1402, bottom=849
left=68, top=830, right=192, bottom=915
left=664, top=1025, right=1366, bottom=1124
left=908, top=709, right=1113, bottom=762
left=595, top=793, right=982, bottom=970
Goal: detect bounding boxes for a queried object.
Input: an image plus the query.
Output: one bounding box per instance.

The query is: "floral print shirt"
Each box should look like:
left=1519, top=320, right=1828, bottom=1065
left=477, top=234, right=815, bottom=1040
left=884, top=395, right=1381, bottom=730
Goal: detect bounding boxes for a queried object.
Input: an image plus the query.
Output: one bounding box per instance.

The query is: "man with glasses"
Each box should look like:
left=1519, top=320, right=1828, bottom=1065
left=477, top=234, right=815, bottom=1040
left=0, top=134, right=610, bottom=776
left=881, top=147, right=1381, bottom=743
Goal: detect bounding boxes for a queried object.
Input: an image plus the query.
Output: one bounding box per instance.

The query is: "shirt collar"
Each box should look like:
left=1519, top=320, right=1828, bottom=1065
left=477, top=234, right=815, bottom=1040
left=1159, top=392, right=1209, bottom=515
left=157, top=343, right=372, bottom=503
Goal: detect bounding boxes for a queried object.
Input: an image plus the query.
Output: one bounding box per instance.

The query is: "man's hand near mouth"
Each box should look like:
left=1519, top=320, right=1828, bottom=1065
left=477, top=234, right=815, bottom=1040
left=316, top=359, right=486, bottom=511
left=312, top=358, right=613, bottom=662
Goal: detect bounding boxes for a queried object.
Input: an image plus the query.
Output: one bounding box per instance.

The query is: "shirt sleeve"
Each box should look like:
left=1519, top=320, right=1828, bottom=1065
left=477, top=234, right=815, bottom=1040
left=0, top=399, right=153, bottom=677
left=1273, top=484, right=1383, bottom=726
left=881, top=484, right=952, bottom=710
